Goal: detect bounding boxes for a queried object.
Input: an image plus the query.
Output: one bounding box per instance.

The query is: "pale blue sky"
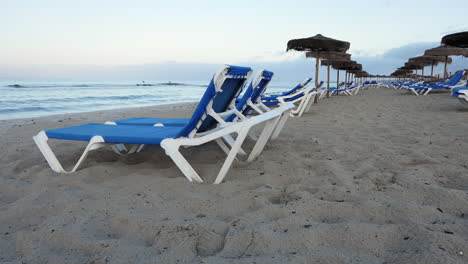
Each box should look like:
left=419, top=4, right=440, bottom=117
left=1, top=0, right=467, bottom=79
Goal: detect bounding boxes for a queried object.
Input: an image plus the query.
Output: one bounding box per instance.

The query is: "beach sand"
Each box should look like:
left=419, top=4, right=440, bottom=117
left=1, top=88, right=468, bottom=263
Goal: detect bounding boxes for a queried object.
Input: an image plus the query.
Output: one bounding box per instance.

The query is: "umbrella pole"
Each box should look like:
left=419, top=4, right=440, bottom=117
left=430, top=62, right=434, bottom=79
left=337, top=69, right=340, bottom=89
left=422, top=67, right=425, bottom=77
left=314, top=52, right=320, bottom=104
left=444, top=56, right=448, bottom=78
left=327, top=64, right=330, bottom=98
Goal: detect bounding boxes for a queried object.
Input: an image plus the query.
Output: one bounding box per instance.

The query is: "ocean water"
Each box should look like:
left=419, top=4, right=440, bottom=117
left=0, top=79, right=300, bottom=120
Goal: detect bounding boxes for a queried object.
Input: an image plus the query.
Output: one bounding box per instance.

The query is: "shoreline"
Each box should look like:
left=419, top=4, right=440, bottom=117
left=0, top=101, right=198, bottom=134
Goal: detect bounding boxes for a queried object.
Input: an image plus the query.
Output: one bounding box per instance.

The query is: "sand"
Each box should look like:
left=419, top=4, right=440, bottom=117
left=1, top=88, right=468, bottom=263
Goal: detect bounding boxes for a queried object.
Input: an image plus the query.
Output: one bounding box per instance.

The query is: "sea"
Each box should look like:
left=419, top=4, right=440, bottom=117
left=0, top=79, right=300, bottom=120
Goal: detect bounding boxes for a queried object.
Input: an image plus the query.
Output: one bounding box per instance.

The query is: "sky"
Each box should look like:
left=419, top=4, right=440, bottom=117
left=1, top=0, right=467, bottom=81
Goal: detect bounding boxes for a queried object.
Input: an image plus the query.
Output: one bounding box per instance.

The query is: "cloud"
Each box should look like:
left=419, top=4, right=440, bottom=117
left=1, top=42, right=466, bottom=82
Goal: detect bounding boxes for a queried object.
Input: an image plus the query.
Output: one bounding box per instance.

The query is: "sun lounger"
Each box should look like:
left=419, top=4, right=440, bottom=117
left=451, top=81, right=468, bottom=105
left=261, top=80, right=320, bottom=117
left=261, top=79, right=316, bottom=100
left=112, top=70, right=275, bottom=127
left=407, top=71, right=465, bottom=95
left=33, top=65, right=291, bottom=184
left=108, top=70, right=294, bottom=154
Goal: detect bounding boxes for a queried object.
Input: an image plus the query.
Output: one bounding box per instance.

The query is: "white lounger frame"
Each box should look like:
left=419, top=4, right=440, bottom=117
left=33, top=104, right=293, bottom=184
left=262, top=87, right=317, bottom=118
left=409, top=80, right=466, bottom=96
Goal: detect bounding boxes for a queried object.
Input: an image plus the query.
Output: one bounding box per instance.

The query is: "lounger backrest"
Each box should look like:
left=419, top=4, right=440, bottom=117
left=283, top=78, right=312, bottom=96
left=178, top=65, right=252, bottom=137
left=318, top=81, right=324, bottom=88
left=250, top=70, right=274, bottom=105
left=446, top=71, right=464, bottom=86
left=224, top=70, right=274, bottom=122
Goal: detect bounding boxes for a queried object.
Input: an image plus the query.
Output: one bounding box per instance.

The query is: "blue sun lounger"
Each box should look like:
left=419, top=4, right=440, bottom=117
left=451, top=81, right=468, bottom=105
left=112, top=70, right=276, bottom=127
left=33, top=65, right=290, bottom=184
left=407, top=71, right=465, bottom=95
left=261, top=80, right=321, bottom=117
left=107, top=70, right=294, bottom=156
left=261, top=78, right=314, bottom=101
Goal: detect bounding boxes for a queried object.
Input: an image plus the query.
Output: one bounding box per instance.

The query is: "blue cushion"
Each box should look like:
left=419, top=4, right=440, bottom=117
left=46, top=124, right=183, bottom=145
left=263, top=101, right=279, bottom=106
left=177, top=65, right=251, bottom=137
left=452, top=88, right=468, bottom=93
left=115, top=117, right=190, bottom=126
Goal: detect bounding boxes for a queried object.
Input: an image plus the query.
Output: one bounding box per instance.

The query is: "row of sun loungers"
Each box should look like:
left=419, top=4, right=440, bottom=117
left=377, top=70, right=468, bottom=107
left=33, top=65, right=367, bottom=184
left=383, top=71, right=466, bottom=96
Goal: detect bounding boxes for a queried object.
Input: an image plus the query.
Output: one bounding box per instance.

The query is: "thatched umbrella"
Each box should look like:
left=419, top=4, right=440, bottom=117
left=340, top=61, right=361, bottom=84
left=424, top=45, right=468, bottom=78
left=325, top=60, right=355, bottom=89
left=309, top=51, right=351, bottom=97
left=442, top=31, right=468, bottom=48
left=347, top=63, right=362, bottom=84
left=409, top=55, right=451, bottom=78
left=404, top=61, right=424, bottom=76
left=287, top=34, right=350, bottom=102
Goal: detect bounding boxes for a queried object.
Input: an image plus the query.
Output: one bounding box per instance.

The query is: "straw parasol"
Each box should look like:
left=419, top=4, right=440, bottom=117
left=442, top=31, right=468, bottom=48
left=308, top=51, right=351, bottom=97
left=409, top=55, right=451, bottom=78
left=322, top=60, right=355, bottom=89
left=287, top=34, right=350, bottom=102
left=424, top=45, right=468, bottom=77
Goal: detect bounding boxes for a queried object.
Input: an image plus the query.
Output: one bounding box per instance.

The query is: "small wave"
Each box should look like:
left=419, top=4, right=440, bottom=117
left=3, top=82, right=208, bottom=89
left=2, top=94, right=169, bottom=106
left=2, top=84, right=131, bottom=88
left=137, top=82, right=207, bottom=87
left=0, top=106, right=69, bottom=114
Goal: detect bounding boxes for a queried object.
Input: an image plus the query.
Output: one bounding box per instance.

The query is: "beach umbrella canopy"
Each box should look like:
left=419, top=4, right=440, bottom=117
left=424, top=45, right=468, bottom=57
left=404, top=62, right=424, bottom=70
left=330, top=60, right=354, bottom=69
left=409, top=55, right=448, bottom=65
left=321, top=59, right=356, bottom=88
left=287, top=34, right=350, bottom=53
left=409, top=55, right=452, bottom=78
left=306, top=51, right=351, bottom=60
left=308, top=51, right=351, bottom=97
left=424, top=45, right=468, bottom=77
left=287, top=34, right=350, bottom=102
left=442, top=31, right=468, bottom=48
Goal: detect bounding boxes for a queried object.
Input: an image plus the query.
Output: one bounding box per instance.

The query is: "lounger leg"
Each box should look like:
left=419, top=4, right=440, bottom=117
left=127, top=144, right=140, bottom=154
left=271, top=110, right=292, bottom=140
left=33, top=131, right=106, bottom=173
left=160, top=139, right=203, bottom=183
left=215, top=138, right=231, bottom=156
left=222, top=135, right=247, bottom=156
left=410, top=88, right=419, bottom=96
left=111, top=144, right=141, bottom=155
left=423, top=88, right=432, bottom=95
left=136, top=144, right=146, bottom=152
left=290, top=99, right=305, bottom=117
left=247, top=117, right=278, bottom=162
left=112, top=144, right=128, bottom=154
left=214, top=128, right=249, bottom=184
left=290, top=96, right=305, bottom=117
left=298, top=93, right=313, bottom=117
left=354, top=86, right=361, bottom=95
left=304, top=94, right=314, bottom=113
